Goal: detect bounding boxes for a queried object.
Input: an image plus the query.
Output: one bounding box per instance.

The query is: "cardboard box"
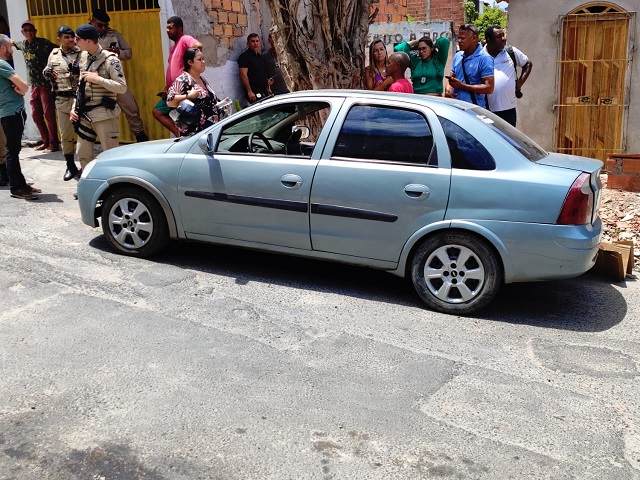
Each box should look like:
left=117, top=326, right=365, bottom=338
left=590, top=240, right=635, bottom=281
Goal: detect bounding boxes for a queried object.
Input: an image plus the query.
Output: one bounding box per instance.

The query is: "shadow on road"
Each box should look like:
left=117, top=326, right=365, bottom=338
left=30, top=193, right=64, bottom=203
left=479, top=275, right=629, bottom=331
left=89, top=235, right=630, bottom=332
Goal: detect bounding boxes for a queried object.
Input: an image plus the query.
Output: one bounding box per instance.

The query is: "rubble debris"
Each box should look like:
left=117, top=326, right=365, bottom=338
left=599, top=175, right=640, bottom=271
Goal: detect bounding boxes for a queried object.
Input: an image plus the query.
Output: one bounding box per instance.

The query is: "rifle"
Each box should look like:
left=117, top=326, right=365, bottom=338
left=73, top=76, right=91, bottom=123
left=73, top=75, right=97, bottom=142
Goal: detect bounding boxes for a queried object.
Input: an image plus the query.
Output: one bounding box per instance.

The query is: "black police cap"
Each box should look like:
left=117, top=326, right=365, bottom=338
left=57, top=25, right=74, bottom=36
left=93, top=9, right=111, bottom=23
left=75, top=24, right=100, bottom=40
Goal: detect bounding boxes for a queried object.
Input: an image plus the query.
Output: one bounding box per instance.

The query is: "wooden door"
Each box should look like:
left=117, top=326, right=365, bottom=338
left=556, top=5, right=632, bottom=161
left=26, top=0, right=168, bottom=141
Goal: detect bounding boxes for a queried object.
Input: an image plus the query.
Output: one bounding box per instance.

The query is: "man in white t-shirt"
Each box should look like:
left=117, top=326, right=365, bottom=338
left=484, top=25, right=532, bottom=127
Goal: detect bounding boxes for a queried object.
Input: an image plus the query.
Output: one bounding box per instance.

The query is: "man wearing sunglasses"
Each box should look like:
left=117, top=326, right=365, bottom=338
left=89, top=9, right=148, bottom=142
left=12, top=20, right=59, bottom=152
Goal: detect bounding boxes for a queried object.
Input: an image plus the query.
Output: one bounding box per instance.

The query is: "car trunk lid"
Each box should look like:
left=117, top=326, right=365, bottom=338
left=539, top=153, right=603, bottom=226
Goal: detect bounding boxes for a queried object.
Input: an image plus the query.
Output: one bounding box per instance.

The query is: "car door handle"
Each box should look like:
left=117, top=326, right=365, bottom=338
left=404, top=184, right=430, bottom=200
left=281, top=174, right=303, bottom=189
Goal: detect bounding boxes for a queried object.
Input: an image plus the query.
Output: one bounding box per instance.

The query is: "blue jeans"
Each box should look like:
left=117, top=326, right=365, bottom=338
left=0, top=109, right=27, bottom=192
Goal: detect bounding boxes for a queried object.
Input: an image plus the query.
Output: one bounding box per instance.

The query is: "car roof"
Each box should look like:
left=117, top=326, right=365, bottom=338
left=260, top=89, right=474, bottom=111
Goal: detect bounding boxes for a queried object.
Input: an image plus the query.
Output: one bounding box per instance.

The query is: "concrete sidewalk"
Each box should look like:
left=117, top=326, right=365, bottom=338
left=1, top=141, right=105, bottom=202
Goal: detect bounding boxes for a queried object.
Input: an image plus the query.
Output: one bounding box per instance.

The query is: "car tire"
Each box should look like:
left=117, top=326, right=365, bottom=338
left=101, top=187, right=169, bottom=257
left=411, top=231, right=502, bottom=315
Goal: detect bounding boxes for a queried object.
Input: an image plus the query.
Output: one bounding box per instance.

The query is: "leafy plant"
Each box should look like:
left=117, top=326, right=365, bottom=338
left=474, top=6, right=507, bottom=42
left=464, top=1, right=478, bottom=23
left=407, top=13, right=414, bottom=22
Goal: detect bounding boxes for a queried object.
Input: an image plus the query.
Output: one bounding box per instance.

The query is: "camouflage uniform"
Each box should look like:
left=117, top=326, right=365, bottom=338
left=73, top=46, right=127, bottom=168
left=14, top=37, right=59, bottom=149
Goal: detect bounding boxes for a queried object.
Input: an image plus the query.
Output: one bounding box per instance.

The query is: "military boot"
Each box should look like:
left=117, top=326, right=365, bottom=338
left=63, top=154, right=80, bottom=181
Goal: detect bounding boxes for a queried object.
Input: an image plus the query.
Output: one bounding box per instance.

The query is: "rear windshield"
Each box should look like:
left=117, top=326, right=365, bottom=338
left=468, top=108, right=548, bottom=162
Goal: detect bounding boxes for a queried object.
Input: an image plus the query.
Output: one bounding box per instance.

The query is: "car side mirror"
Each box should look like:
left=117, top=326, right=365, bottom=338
left=292, top=125, right=310, bottom=140
left=198, top=132, right=215, bottom=154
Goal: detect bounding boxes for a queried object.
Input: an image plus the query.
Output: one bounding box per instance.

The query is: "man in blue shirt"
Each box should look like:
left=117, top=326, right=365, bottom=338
left=446, top=24, right=494, bottom=108
left=0, top=34, right=40, bottom=200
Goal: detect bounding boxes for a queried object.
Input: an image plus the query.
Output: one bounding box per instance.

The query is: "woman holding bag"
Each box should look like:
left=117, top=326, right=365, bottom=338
left=167, top=48, right=226, bottom=136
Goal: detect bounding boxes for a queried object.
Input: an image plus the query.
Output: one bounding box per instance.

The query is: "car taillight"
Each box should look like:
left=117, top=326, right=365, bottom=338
left=556, top=172, right=594, bottom=225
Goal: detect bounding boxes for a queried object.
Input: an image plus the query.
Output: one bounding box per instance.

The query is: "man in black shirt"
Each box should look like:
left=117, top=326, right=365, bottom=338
left=238, top=33, right=271, bottom=104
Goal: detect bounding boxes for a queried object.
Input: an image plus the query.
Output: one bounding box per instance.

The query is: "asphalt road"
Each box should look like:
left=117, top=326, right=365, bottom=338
left=1, top=146, right=639, bottom=479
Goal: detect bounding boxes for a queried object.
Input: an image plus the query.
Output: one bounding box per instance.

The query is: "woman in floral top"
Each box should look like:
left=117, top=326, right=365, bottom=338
left=167, top=48, right=221, bottom=136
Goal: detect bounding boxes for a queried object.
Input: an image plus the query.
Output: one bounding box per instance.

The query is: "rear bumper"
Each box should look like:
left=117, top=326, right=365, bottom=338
left=474, top=219, right=602, bottom=283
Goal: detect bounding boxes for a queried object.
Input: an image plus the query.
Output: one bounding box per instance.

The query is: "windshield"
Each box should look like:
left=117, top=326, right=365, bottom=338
left=223, top=104, right=298, bottom=135
left=468, top=108, right=548, bottom=162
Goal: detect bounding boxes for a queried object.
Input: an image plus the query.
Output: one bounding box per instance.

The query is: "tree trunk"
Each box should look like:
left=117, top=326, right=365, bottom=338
left=264, top=0, right=373, bottom=91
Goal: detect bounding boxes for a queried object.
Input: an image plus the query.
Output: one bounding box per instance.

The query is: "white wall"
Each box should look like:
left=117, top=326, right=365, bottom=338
left=6, top=1, right=39, bottom=140
left=507, top=0, right=639, bottom=154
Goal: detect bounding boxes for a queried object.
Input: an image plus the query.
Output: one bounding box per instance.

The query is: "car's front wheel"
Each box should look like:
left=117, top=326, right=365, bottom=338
left=411, top=231, right=502, bottom=315
left=101, top=187, right=169, bottom=257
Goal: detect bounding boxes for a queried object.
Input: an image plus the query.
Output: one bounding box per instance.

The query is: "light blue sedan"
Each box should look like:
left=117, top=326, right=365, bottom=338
left=78, top=90, right=602, bottom=315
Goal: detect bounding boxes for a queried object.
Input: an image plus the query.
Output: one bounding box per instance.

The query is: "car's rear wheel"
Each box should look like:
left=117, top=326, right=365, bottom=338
left=101, top=187, right=169, bottom=257
left=411, top=231, right=502, bottom=315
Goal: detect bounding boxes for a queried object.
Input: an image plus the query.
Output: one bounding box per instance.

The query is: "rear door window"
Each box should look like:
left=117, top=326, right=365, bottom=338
left=332, top=105, right=437, bottom=166
left=438, top=116, right=496, bottom=170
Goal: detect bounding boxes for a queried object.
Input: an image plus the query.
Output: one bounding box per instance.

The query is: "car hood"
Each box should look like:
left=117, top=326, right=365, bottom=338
left=537, top=152, right=603, bottom=174
left=96, top=139, right=176, bottom=162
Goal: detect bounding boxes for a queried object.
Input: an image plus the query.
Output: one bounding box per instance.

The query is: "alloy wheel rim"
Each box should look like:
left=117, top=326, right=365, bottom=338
left=423, top=244, right=485, bottom=304
left=108, top=197, right=154, bottom=249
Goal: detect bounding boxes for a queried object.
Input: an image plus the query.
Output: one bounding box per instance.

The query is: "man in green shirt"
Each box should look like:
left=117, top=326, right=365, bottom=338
left=0, top=34, right=41, bottom=200
left=12, top=20, right=59, bottom=152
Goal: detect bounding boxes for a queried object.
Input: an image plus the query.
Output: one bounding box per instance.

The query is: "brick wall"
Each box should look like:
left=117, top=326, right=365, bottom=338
left=206, top=0, right=248, bottom=48
left=406, top=0, right=424, bottom=20
left=371, top=0, right=464, bottom=29
left=429, top=0, right=464, bottom=26
left=371, top=0, right=409, bottom=23
left=607, top=154, right=640, bottom=192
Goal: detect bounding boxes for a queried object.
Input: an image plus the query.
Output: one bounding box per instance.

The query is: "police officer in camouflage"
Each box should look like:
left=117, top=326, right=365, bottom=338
left=43, top=25, right=82, bottom=181
left=70, top=24, right=127, bottom=179
left=90, top=9, right=148, bottom=142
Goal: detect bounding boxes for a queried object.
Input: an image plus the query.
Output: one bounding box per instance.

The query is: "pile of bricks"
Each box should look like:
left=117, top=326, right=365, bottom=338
left=606, top=154, right=640, bottom=192
left=599, top=176, right=640, bottom=271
